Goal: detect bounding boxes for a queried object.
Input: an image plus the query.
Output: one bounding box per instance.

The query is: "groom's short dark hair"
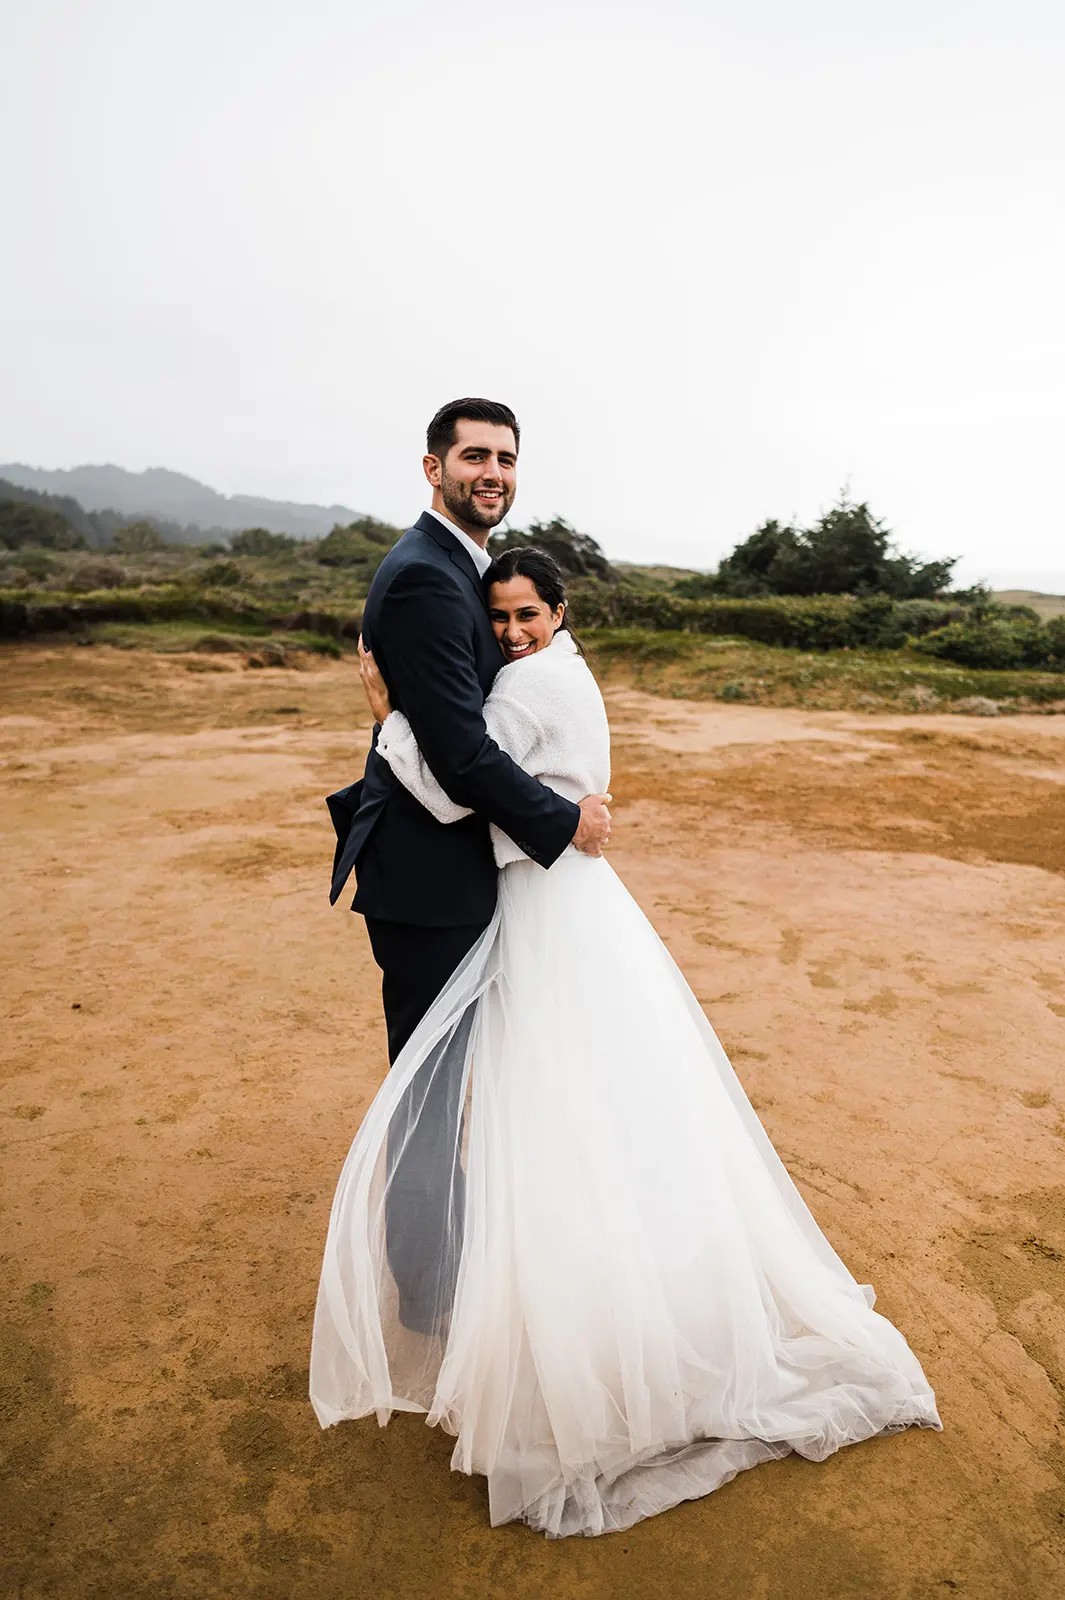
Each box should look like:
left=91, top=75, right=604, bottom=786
left=426, top=398, right=520, bottom=461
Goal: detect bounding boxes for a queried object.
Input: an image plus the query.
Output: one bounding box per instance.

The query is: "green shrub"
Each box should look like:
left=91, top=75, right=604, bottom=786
left=0, top=580, right=366, bottom=644
left=912, top=615, right=1065, bottom=671
left=266, top=607, right=361, bottom=639
left=488, top=517, right=615, bottom=580
left=228, top=527, right=297, bottom=557
left=284, top=630, right=343, bottom=657
left=0, top=582, right=258, bottom=637
left=3, top=548, right=58, bottom=580
left=684, top=494, right=958, bottom=599
left=199, top=560, right=243, bottom=586
left=111, top=521, right=165, bottom=554
left=568, top=584, right=961, bottom=651
left=1046, top=616, right=1065, bottom=656
left=892, top=597, right=968, bottom=636
left=67, top=560, right=129, bottom=591
left=314, top=517, right=401, bottom=569
left=0, top=500, right=86, bottom=550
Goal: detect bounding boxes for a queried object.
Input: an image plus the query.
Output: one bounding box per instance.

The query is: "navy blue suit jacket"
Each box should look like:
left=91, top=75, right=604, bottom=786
left=327, top=511, right=580, bottom=926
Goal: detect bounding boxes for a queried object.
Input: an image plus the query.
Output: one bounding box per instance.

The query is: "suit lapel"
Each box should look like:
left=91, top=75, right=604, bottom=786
left=416, top=510, right=487, bottom=604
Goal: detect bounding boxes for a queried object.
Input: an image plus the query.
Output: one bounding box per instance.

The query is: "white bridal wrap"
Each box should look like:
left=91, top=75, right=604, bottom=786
left=309, top=629, right=941, bottom=1538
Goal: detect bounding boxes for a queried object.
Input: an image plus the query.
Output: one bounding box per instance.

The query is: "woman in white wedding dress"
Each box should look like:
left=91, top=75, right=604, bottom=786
left=308, top=548, right=941, bottom=1539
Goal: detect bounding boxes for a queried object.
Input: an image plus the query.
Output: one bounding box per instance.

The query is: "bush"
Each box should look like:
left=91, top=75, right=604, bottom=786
left=267, top=608, right=360, bottom=639
left=228, top=527, right=297, bottom=557
left=686, top=494, right=957, bottom=599
left=488, top=517, right=615, bottom=580
left=892, top=597, right=969, bottom=636
left=0, top=499, right=86, bottom=550
left=912, top=615, right=1065, bottom=671
left=1046, top=617, right=1065, bottom=657
left=67, top=560, right=129, bottom=592
left=567, top=584, right=962, bottom=651
left=314, top=517, right=401, bottom=570
left=111, top=520, right=165, bottom=554
left=0, top=581, right=364, bottom=644
left=199, top=560, right=243, bottom=586
left=0, top=582, right=261, bottom=638
left=2, top=548, right=58, bottom=580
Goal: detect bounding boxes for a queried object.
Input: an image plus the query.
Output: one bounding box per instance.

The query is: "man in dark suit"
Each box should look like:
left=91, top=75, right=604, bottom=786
left=327, top=396, right=611, bottom=1329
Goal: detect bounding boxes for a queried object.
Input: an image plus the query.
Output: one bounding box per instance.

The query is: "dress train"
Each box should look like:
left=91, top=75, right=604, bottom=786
left=309, top=853, right=941, bottom=1537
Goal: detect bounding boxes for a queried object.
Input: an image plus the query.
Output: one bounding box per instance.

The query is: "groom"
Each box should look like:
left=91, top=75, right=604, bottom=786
left=327, top=397, right=612, bottom=1326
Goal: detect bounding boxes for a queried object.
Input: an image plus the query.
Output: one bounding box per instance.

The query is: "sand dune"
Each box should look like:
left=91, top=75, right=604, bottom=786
left=2, top=643, right=1063, bottom=1600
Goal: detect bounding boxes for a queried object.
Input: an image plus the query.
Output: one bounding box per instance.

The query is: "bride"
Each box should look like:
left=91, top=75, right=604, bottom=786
left=308, top=547, right=942, bottom=1539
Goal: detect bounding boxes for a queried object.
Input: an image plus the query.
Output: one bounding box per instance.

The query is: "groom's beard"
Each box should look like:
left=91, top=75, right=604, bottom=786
left=440, top=470, right=514, bottom=532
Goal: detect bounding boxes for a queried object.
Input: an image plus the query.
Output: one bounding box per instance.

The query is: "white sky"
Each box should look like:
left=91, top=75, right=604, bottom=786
left=3, top=0, right=1063, bottom=588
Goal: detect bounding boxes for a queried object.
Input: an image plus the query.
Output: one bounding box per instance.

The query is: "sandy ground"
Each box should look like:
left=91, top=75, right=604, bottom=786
left=2, top=641, right=1064, bottom=1600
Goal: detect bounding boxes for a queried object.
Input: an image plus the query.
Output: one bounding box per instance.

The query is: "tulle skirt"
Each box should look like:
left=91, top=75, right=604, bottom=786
left=309, top=853, right=941, bottom=1537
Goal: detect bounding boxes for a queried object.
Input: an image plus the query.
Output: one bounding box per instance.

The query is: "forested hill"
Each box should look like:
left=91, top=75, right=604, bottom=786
left=0, top=464, right=361, bottom=539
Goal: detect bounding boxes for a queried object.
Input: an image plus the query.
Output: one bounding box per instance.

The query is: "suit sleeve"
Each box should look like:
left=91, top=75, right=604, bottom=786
left=375, top=562, right=579, bottom=866
left=376, top=694, right=546, bottom=826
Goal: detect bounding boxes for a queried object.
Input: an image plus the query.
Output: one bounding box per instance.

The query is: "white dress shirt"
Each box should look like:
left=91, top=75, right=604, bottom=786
left=426, top=507, right=493, bottom=576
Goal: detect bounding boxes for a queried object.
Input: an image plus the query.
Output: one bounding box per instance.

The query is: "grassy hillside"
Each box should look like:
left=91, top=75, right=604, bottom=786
left=2, top=539, right=1063, bottom=715
left=612, top=560, right=705, bottom=591
left=584, top=629, right=1065, bottom=711
left=2, top=544, right=1061, bottom=713
left=993, top=590, right=1065, bottom=619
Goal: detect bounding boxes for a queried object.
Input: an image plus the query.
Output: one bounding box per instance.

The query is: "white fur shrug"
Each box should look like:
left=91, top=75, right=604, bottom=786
left=375, top=629, right=611, bottom=867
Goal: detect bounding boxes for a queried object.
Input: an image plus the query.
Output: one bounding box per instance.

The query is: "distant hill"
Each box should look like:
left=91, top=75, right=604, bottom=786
left=992, top=590, right=1065, bottom=620
left=0, top=476, right=102, bottom=544
left=614, top=559, right=705, bottom=591
left=0, top=464, right=362, bottom=540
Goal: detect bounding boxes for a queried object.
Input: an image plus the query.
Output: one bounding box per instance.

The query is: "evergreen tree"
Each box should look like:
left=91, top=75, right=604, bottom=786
left=488, top=516, right=615, bottom=580
left=684, top=493, right=957, bottom=599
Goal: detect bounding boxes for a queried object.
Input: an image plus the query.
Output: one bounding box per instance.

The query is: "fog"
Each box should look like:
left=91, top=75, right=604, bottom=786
left=3, top=0, right=1063, bottom=587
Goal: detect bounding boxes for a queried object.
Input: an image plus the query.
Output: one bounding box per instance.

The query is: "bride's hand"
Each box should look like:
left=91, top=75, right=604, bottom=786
left=358, top=635, right=393, bottom=724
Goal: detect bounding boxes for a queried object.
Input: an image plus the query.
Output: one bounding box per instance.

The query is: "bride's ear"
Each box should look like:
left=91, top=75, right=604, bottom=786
left=553, top=602, right=566, bottom=633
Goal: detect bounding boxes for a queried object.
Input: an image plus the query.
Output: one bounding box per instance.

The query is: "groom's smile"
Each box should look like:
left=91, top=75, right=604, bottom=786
left=425, top=416, right=518, bottom=540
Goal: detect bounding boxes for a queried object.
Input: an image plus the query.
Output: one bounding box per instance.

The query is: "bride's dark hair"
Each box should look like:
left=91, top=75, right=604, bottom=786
left=482, top=547, right=584, bottom=653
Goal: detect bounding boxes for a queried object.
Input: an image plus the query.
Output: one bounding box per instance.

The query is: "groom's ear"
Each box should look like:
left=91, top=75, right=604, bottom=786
left=423, top=452, right=443, bottom=487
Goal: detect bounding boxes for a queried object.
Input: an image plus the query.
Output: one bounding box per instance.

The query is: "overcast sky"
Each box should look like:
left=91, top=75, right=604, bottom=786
left=3, top=0, right=1063, bottom=587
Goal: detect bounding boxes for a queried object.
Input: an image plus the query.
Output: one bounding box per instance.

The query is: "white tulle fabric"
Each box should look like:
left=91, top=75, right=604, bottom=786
left=309, top=854, right=941, bottom=1537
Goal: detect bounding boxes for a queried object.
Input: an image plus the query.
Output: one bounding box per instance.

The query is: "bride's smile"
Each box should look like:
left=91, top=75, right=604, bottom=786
left=488, top=574, right=567, bottom=661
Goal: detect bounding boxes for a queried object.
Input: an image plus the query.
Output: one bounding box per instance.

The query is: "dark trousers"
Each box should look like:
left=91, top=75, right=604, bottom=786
left=364, top=916, right=491, bottom=1331
left=365, top=917, right=490, bottom=1064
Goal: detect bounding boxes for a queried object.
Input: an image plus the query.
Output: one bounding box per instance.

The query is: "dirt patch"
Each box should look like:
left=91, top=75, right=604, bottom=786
left=2, top=645, right=1063, bottom=1599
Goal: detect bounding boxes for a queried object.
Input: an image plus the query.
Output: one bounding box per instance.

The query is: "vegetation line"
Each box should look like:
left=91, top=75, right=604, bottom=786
left=2, top=477, right=1063, bottom=713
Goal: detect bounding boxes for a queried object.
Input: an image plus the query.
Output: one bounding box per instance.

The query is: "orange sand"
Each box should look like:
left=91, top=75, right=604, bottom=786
left=2, top=643, right=1063, bottom=1599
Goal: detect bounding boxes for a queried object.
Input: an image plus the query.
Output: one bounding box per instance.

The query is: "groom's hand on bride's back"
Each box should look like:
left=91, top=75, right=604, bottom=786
left=573, top=793, right=613, bottom=857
